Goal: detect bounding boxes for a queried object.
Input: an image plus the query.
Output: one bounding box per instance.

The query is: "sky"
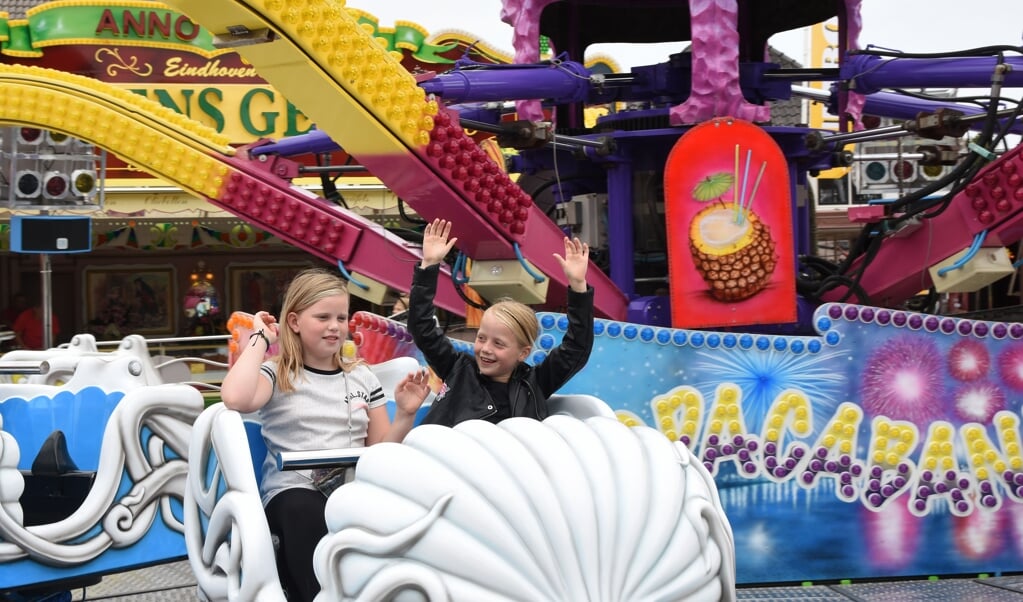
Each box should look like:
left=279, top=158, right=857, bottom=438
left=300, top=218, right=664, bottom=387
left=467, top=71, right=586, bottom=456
left=345, top=0, right=1022, bottom=76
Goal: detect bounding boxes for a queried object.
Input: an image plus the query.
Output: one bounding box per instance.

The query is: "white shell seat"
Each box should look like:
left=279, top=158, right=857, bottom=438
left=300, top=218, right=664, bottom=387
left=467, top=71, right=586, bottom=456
left=184, top=385, right=736, bottom=601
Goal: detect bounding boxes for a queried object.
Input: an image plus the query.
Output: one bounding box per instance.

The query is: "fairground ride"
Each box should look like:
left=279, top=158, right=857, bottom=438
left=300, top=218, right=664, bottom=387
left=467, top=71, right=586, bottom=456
left=4, top=0, right=1023, bottom=593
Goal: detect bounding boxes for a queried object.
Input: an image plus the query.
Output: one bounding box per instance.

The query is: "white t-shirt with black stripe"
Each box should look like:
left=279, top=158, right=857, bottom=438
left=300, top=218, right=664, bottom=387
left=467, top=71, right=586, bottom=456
left=256, top=361, right=385, bottom=505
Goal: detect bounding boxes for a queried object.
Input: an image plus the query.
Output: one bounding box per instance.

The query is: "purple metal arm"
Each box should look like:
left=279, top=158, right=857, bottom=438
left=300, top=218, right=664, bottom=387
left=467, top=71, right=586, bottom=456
left=418, top=61, right=592, bottom=105
left=249, top=129, right=338, bottom=157
left=842, top=54, right=1023, bottom=95
left=853, top=90, right=1023, bottom=135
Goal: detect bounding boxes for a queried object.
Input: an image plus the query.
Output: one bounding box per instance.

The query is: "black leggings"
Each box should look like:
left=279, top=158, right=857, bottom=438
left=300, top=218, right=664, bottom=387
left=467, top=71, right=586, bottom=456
left=265, top=488, right=328, bottom=602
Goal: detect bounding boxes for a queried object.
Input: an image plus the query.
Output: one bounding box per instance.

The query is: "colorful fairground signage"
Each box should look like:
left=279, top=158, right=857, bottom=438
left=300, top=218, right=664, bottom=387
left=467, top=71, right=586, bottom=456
left=0, top=2, right=615, bottom=144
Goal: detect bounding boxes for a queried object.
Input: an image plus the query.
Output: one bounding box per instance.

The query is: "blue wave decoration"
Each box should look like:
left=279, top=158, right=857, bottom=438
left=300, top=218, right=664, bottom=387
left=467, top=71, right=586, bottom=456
left=0, top=387, right=123, bottom=470
left=0, top=385, right=196, bottom=592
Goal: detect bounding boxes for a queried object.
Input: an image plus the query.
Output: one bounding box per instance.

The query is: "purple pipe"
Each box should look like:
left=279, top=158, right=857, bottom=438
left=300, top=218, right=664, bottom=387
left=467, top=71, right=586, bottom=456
left=418, top=61, right=592, bottom=104
left=249, top=129, right=338, bottom=156
left=607, top=162, right=635, bottom=297
left=842, top=54, right=1023, bottom=95
left=855, top=90, right=1023, bottom=135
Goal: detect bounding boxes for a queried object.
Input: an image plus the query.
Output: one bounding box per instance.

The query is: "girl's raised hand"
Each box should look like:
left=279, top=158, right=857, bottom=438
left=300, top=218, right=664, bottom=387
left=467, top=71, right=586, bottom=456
left=421, top=219, right=458, bottom=268
left=553, top=236, right=590, bottom=292
left=253, top=310, right=280, bottom=344
left=394, top=368, right=431, bottom=415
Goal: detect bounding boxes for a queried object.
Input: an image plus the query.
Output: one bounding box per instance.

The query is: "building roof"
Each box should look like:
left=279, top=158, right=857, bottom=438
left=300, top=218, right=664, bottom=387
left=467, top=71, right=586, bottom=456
left=767, top=47, right=806, bottom=127
left=1, top=0, right=43, bottom=19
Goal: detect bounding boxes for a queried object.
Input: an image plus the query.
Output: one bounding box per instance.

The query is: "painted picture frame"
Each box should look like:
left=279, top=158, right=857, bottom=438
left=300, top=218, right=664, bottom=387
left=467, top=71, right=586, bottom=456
left=664, top=117, right=796, bottom=329
left=84, top=265, right=176, bottom=337
left=226, top=262, right=312, bottom=315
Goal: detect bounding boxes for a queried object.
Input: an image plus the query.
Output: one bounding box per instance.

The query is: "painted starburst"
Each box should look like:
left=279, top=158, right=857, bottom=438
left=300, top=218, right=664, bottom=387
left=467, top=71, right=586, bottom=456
left=860, top=336, right=944, bottom=425
left=952, top=381, right=1005, bottom=423
left=998, top=343, right=1023, bottom=392
left=692, top=347, right=845, bottom=434
left=948, top=339, right=990, bottom=382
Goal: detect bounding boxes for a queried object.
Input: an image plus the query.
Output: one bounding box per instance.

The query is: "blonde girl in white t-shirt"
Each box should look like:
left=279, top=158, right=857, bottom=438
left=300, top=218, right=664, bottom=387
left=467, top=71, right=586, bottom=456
left=221, top=268, right=429, bottom=602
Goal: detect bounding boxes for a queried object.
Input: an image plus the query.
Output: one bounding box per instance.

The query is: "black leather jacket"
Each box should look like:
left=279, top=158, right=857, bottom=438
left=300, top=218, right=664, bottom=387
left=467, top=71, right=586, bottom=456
left=410, top=264, right=595, bottom=427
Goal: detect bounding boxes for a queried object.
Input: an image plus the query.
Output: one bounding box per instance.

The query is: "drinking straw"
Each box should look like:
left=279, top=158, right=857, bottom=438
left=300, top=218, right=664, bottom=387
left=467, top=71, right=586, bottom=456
left=733, top=144, right=740, bottom=219
left=740, top=160, right=768, bottom=225
left=737, top=149, right=752, bottom=223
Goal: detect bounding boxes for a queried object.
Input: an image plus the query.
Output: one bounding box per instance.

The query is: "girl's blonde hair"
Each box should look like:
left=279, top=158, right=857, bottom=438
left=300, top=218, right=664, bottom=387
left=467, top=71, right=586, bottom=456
left=274, top=268, right=360, bottom=392
left=484, top=298, right=539, bottom=350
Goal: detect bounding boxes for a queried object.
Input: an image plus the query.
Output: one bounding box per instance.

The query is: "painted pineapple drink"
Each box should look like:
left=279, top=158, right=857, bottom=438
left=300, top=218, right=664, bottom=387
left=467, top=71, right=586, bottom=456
left=689, top=202, right=777, bottom=301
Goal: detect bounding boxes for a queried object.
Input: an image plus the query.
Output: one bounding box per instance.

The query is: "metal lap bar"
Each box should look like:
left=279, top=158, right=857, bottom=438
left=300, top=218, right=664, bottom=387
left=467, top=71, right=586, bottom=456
left=0, top=361, right=46, bottom=374
left=277, top=447, right=368, bottom=471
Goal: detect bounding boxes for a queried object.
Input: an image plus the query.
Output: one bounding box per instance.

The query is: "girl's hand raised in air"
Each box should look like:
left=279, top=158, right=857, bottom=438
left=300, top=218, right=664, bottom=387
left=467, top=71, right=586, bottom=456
left=253, top=310, right=280, bottom=345
left=393, top=368, right=431, bottom=416
left=553, top=236, right=590, bottom=293
left=421, top=219, right=458, bottom=268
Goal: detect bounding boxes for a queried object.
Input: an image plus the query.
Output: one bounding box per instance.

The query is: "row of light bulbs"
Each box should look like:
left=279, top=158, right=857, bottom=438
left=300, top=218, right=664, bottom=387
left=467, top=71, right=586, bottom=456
left=4, top=127, right=99, bottom=202
left=13, top=167, right=98, bottom=199
left=15, top=127, right=83, bottom=148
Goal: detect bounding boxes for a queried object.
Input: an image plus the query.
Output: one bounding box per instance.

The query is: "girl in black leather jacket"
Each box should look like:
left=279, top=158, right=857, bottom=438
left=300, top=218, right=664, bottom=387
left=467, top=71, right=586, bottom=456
left=409, top=218, right=595, bottom=427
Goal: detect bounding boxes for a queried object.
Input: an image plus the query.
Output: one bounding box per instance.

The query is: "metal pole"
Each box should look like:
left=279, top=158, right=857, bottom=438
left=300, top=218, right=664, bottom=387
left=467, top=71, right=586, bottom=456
left=0, top=360, right=47, bottom=374
left=40, top=253, right=52, bottom=349
left=851, top=152, right=927, bottom=161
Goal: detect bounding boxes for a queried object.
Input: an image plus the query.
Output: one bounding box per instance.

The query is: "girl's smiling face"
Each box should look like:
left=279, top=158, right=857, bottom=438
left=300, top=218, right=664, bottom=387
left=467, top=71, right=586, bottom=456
left=474, top=310, right=530, bottom=383
left=288, top=293, right=349, bottom=369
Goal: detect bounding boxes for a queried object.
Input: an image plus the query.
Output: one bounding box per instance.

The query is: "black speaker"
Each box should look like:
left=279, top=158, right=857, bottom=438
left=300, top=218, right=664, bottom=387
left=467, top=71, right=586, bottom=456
left=10, top=216, right=92, bottom=253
